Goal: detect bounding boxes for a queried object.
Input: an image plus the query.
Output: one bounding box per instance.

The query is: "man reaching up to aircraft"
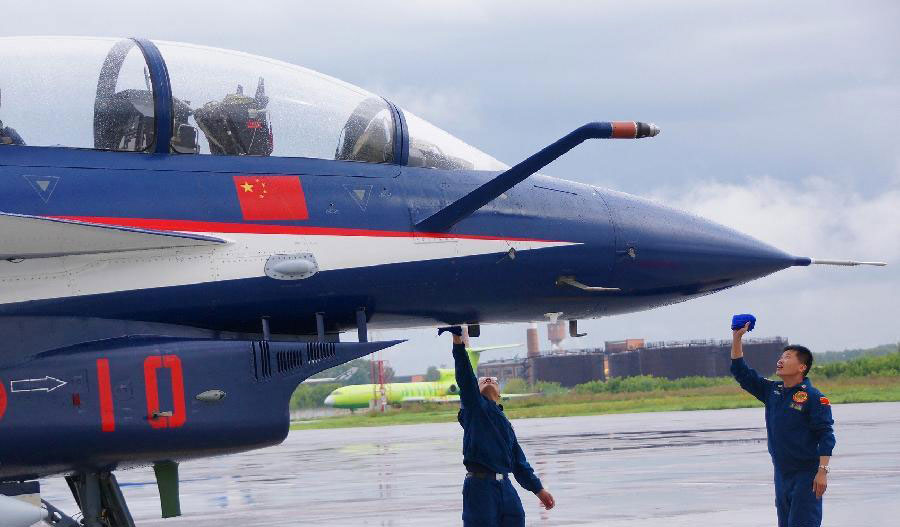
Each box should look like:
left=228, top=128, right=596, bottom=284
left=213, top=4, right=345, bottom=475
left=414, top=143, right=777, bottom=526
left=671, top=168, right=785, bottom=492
left=441, top=326, right=554, bottom=526
left=731, top=316, right=835, bottom=527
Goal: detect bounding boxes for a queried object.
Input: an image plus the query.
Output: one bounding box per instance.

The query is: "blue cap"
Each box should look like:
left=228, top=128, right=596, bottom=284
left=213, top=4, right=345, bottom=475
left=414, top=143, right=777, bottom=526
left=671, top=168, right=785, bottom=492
left=731, top=314, right=756, bottom=331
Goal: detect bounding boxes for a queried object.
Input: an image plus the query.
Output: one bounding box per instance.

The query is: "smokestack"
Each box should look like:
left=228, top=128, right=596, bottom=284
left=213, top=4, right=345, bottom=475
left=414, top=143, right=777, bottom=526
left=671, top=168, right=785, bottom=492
left=547, top=320, right=567, bottom=351
left=526, top=322, right=540, bottom=358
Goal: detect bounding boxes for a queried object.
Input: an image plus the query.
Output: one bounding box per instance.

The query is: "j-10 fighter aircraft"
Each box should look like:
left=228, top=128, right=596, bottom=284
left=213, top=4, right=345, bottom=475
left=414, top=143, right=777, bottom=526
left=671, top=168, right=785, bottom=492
left=0, top=37, right=885, bottom=526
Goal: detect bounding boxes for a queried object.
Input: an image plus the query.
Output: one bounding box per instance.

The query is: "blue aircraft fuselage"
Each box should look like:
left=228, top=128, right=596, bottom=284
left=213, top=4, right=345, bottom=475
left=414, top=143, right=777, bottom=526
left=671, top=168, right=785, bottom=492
left=0, top=144, right=796, bottom=336
left=0, top=37, right=805, bottom=489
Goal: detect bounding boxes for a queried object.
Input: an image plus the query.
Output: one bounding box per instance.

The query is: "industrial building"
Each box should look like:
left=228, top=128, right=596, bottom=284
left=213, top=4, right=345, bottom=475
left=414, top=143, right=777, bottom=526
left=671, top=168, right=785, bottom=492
left=479, top=336, right=788, bottom=388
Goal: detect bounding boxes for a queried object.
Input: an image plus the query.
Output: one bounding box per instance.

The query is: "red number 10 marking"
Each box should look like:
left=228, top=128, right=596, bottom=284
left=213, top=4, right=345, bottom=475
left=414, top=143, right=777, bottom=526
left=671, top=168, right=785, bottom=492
left=144, top=355, right=186, bottom=429
left=0, top=379, right=7, bottom=423
left=97, top=359, right=115, bottom=432
left=95, top=355, right=186, bottom=432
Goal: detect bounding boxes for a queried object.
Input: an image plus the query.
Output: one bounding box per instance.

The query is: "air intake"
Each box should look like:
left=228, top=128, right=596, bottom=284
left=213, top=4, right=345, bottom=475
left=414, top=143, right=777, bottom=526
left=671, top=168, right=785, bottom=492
left=307, top=342, right=336, bottom=364
left=276, top=349, right=304, bottom=374
left=252, top=341, right=272, bottom=380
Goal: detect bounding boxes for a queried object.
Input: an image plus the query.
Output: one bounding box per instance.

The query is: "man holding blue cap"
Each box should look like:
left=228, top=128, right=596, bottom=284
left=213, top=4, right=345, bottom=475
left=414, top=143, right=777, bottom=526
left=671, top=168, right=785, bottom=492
left=731, top=316, right=835, bottom=527
left=440, top=326, right=554, bottom=526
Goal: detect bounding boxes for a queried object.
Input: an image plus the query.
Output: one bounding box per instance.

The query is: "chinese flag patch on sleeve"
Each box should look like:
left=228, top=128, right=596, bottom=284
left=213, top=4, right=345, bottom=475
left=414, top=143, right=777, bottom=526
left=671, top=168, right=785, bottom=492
left=233, top=175, right=309, bottom=221
left=820, top=396, right=830, bottom=406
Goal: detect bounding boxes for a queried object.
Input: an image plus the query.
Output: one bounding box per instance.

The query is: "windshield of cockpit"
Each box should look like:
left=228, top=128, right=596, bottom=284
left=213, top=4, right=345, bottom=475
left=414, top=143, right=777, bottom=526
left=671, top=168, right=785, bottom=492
left=403, top=110, right=507, bottom=171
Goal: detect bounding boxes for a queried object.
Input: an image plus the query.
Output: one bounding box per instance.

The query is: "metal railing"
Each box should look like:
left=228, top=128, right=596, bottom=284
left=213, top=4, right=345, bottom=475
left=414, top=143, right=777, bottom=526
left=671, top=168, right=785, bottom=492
left=478, top=336, right=788, bottom=364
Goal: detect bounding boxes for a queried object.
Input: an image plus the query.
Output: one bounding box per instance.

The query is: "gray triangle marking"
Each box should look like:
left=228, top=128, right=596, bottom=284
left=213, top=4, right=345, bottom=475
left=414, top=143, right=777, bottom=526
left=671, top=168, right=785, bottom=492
left=343, top=184, right=373, bottom=211
left=22, top=174, right=60, bottom=203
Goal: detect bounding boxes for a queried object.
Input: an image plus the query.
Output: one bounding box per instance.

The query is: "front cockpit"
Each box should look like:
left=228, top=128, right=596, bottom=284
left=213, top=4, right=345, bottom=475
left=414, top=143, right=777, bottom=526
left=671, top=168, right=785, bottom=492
left=0, top=36, right=507, bottom=171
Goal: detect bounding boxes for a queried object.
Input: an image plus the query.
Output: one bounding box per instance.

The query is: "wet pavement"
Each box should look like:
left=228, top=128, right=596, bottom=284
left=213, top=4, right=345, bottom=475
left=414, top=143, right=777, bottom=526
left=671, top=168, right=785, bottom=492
left=39, top=402, right=900, bottom=526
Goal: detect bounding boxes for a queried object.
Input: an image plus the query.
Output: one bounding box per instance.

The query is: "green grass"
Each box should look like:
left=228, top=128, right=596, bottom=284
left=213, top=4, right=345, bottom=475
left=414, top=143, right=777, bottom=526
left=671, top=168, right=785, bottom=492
left=813, top=350, right=900, bottom=378
left=290, top=376, right=900, bottom=430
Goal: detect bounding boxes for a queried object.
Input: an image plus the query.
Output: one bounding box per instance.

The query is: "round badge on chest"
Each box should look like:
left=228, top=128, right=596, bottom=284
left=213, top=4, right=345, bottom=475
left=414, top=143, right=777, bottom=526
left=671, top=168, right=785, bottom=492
left=793, top=391, right=808, bottom=404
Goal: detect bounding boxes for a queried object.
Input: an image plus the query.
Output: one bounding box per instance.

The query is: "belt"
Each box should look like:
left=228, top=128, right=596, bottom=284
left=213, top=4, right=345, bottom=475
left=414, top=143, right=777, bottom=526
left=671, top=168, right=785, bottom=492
left=466, top=471, right=508, bottom=481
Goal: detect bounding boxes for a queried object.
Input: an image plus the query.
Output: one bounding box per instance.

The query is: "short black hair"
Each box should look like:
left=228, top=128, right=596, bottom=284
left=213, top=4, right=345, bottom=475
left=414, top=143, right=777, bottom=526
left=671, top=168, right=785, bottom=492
left=784, top=345, right=813, bottom=374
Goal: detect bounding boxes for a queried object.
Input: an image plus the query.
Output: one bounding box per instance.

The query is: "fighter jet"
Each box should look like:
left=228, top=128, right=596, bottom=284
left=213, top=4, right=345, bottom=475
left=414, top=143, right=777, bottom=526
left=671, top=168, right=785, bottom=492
left=0, top=36, right=885, bottom=526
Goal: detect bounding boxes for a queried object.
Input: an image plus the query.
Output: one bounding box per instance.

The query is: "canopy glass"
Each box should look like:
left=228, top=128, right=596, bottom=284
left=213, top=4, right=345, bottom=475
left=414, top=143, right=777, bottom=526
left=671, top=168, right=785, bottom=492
left=0, top=37, right=506, bottom=170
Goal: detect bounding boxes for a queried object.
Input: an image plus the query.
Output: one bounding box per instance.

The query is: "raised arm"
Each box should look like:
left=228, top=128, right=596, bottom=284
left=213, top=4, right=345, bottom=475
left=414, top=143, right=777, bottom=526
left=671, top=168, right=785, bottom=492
left=730, top=323, right=773, bottom=402
left=444, top=328, right=481, bottom=409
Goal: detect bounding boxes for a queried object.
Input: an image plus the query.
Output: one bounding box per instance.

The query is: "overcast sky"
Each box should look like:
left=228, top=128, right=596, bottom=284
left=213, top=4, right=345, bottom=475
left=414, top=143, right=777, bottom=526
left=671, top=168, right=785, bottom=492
left=4, top=1, right=898, bottom=374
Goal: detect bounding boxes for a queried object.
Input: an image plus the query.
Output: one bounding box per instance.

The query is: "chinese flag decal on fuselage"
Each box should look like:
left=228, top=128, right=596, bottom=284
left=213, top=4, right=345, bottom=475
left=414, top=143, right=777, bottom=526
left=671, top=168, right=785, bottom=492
left=233, top=175, right=309, bottom=221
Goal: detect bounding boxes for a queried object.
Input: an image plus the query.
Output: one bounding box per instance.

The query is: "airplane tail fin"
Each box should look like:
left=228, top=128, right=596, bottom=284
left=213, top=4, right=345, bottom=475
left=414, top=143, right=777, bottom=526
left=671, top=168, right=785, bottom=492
left=466, top=348, right=482, bottom=371
left=466, top=344, right=521, bottom=373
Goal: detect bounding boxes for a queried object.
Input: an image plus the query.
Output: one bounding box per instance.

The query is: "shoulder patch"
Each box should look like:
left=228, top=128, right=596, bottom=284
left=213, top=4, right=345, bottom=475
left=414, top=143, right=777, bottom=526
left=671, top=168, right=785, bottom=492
left=820, top=396, right=830, bottom=406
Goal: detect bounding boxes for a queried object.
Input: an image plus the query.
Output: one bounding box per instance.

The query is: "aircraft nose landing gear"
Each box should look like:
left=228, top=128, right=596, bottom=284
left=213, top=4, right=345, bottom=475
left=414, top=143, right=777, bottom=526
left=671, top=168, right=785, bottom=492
left=57, top=471, right=135, bottom=527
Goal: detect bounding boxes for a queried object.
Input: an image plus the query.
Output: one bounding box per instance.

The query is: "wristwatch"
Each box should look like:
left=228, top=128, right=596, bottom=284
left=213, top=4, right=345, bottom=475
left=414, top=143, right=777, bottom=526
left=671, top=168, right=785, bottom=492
left=818, top=465, right=830, bottom=473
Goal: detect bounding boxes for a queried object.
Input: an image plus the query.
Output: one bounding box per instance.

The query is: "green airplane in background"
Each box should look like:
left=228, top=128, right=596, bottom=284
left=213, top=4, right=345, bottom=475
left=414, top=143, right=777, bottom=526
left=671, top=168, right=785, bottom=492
left=323, top=345, right=525, bottom=410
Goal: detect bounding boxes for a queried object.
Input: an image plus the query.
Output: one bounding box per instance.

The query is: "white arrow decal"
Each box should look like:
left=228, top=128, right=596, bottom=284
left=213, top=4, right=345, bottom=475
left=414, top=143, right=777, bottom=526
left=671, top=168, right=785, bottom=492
left=10, top=376, right=67, bottom=393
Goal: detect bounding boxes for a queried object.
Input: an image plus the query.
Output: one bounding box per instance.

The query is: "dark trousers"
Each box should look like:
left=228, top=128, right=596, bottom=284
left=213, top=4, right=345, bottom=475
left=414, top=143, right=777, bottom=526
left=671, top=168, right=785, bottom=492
left=774, top=468, right=822, bottom=527
left=462, top=475, right=525, bottom=527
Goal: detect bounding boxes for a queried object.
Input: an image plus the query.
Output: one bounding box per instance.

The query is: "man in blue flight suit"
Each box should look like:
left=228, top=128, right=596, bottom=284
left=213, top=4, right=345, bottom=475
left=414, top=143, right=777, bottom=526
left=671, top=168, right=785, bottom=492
left=441, top=326, right=554, bottom=526
left=731, top=321, right=835, bottom=527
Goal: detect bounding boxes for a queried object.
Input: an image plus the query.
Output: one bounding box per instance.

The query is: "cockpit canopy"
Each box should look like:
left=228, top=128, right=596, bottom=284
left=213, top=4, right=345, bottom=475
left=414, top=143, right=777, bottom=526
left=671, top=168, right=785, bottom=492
left=0, top=37, right=506, bottom=171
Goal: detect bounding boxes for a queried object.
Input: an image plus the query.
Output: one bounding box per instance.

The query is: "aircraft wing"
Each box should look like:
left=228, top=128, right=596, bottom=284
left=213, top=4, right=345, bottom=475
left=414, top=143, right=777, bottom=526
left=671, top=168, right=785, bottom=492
left=414, top=395, right=460, bottom=404
left=499, top=393, right=538, bottom=400
left=0, top=212, right=227, bottom=259
left=404, top=393, right=538, bottom=404
left=301, top=377, right=339, bottom=385
left=301, top=367, right=358, bottom=385
left=467, top=344, right=522, bottom=353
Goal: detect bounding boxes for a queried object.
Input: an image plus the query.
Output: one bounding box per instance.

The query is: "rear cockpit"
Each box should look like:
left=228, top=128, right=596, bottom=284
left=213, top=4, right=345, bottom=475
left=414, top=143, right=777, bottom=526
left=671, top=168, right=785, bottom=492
left=0, top=36, right=507, bottom=170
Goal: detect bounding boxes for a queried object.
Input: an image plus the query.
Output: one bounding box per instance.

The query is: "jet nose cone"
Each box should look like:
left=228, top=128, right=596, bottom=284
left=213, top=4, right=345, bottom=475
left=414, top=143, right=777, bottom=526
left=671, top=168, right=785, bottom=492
left=323, top=394, right=335, bottom=406
left=602, top=191, right=796, bottom=296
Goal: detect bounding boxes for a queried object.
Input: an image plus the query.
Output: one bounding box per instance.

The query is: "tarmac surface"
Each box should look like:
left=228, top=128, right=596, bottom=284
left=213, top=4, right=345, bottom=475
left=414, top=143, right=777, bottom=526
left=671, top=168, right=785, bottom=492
left=39, top=401, right=900, bottom=526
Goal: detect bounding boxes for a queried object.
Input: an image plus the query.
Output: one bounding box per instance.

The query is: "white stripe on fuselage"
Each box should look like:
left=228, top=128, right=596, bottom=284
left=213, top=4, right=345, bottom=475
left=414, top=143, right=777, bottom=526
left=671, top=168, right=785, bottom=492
left=0, top=233, right=578, bottom=304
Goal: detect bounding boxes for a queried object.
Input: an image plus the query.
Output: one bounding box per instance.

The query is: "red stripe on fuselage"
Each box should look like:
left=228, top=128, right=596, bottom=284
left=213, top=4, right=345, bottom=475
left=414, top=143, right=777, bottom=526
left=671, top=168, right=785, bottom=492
left=49, top=216, right=564, bottom=243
